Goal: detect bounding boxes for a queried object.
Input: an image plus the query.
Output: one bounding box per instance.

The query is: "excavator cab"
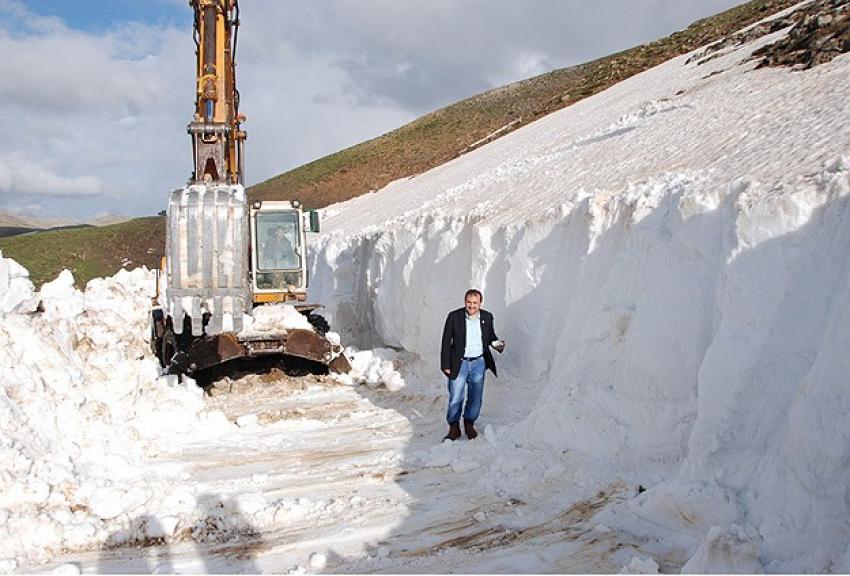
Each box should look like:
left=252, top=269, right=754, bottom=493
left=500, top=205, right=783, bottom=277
left=250, top=201, right=312, bottom=297
left=249, top=200, right=322, bottom=301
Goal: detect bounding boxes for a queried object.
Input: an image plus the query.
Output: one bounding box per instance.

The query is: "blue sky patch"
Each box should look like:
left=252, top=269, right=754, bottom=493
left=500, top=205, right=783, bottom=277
left=22, top=0, right=190, bottom=32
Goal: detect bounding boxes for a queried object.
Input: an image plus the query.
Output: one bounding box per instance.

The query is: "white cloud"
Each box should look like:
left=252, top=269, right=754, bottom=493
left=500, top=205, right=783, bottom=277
left=0, top=0, right=65, bottom=34
left=0, top=1, right=191, bottom=217
left=0, top=24, right=183, bottom=115
left=0, top=154, right=102, bottom=197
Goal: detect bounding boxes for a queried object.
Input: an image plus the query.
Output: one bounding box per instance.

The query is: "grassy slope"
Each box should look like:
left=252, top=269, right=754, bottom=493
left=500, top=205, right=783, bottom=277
left=0, top=217, right=164, bottom=288
left=1, top=0, right=798, bottom=288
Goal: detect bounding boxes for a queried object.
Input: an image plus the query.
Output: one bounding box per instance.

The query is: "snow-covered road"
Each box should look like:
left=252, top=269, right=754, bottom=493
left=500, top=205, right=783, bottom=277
left=29, top=370, right=647, bottom=574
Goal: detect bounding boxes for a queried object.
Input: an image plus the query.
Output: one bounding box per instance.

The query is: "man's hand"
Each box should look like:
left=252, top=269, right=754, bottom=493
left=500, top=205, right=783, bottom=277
left=491, top=340, right=506, bottom=353
left=442, top=368, right=451, bottom=376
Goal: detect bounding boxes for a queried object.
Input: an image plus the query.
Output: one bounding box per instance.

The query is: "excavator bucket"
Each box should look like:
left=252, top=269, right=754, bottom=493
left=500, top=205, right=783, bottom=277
left=168, top=328, right=352, bottom=376
left=165, top=183, right=250, bottom=336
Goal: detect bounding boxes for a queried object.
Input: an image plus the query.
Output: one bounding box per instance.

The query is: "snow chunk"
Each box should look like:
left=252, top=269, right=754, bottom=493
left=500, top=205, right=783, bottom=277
left=145, top=516, right=178, bottom=540
left=38, top=270, right=84, bottom=320
left=88, top=486, right=148, bottom=520
left=236, top=413, right=259, bottom=428
left=336, top=347, right=405, bottom=390
left=0, top=255, right=36, bottom=315
left=620, top=556, right=660, bottom=574
left=241, top=303, right=313, bottom=334
left=49, top=564, right=80, bottom=575
left=682, top=525, right=763, bottom=574
left=308, top=552, right=327, bottom=569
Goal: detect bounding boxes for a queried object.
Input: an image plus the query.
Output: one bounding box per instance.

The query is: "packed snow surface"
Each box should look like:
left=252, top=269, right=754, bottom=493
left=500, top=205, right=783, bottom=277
left=3, top=8, right=850, bottom=574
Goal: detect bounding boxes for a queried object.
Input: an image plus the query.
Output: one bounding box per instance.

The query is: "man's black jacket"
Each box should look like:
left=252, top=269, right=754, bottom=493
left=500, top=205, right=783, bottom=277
left=441, top=308, right=499, bottom=380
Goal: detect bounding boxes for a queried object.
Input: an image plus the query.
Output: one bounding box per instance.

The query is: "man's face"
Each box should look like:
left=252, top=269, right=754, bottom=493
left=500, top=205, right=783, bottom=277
left=464, top=293, right=481, bottom=317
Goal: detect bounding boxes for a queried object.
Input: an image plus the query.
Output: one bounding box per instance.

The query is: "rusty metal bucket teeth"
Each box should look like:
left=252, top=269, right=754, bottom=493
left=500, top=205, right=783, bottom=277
left=172, top=329, right=351, bottom=376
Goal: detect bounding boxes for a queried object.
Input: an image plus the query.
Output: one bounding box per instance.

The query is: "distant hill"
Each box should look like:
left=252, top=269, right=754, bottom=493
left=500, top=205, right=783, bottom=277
left=0, top=225, right=98, bottom=239
left=0, top=212, right=71, bottom=229
left=0, top=211, right=129, bottom=238
left=0, top=227, right=40, bottom=238
left=0, top=0, right=806, bottom=287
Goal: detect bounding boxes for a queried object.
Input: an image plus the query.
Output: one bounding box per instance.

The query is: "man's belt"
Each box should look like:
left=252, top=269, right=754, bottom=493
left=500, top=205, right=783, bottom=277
left=462, top=355, right=483, bottom=361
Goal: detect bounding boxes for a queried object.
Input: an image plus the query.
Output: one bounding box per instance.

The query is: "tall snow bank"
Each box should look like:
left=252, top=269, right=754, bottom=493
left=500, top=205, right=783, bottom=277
left=309, top=22, right=850, bottom=572
left=0, top=264, right=222, bottom=568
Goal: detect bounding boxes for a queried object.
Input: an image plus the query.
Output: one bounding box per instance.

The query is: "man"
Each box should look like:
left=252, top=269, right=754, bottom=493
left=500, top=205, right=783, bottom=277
left=440, top=289, right=505, bottom=441
left=262, top=225, right=296, bottom=269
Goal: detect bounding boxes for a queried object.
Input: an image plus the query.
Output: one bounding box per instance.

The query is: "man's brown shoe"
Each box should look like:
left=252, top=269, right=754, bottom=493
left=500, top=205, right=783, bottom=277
left=444, top=422, right=461, bottom=441
left=464, top=420, right=478, bottom=440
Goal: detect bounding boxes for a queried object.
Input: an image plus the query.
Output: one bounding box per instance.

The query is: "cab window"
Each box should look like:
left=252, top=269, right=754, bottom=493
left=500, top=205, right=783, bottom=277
left=256, top=211, right=300, bottom=271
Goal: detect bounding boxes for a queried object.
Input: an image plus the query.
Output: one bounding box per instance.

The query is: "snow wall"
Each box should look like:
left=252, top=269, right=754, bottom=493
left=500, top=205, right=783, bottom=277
left=309, top=26, right=850, bottom=573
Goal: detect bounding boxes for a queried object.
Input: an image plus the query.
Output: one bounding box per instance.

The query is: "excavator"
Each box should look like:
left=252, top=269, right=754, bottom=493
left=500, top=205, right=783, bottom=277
left=149, top=0, right=351, bottom=380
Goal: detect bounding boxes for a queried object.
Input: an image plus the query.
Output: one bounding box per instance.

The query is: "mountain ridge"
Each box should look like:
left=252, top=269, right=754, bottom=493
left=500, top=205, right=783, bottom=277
left=0, top=211, right=131, bottom=234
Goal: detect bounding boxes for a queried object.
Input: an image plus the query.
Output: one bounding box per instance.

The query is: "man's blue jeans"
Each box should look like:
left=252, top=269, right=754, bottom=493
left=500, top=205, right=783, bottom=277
left=446, top=356, right=486, bottom=424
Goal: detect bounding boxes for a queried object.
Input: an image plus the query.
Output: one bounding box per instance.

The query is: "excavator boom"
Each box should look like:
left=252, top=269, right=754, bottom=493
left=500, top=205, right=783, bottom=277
left=189, top=0, right=245, bottom=185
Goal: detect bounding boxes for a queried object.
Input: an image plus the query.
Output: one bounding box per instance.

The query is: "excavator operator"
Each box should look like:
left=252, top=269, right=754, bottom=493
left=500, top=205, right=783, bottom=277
left=261, top=225, right=297, bottom=270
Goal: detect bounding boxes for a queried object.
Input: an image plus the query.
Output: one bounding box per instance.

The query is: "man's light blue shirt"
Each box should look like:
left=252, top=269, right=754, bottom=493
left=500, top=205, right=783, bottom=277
left=464, top=313, right=483, bottom=358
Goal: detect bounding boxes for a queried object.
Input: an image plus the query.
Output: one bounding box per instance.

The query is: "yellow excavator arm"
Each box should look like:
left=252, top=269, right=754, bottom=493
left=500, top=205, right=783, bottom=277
left=189, top=0, right=246, bottom=185
left=151, top=2, right=350, bottom=379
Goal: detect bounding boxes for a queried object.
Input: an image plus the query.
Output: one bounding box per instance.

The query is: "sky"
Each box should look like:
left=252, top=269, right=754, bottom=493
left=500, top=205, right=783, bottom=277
left=0, top=0, right=750, bottom=221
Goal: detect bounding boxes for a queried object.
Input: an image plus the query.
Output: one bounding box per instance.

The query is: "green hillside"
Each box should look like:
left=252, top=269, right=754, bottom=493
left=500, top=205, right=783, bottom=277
left=0, top=217, right=164, bottom=288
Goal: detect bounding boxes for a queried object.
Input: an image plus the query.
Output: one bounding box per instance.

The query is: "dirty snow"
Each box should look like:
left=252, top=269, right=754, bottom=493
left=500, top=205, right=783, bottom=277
left=331, top=347, right=406, bottom=390
left=240, top=302, right=314, bottom=334
left=3, top=6, right=850, bottom=575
